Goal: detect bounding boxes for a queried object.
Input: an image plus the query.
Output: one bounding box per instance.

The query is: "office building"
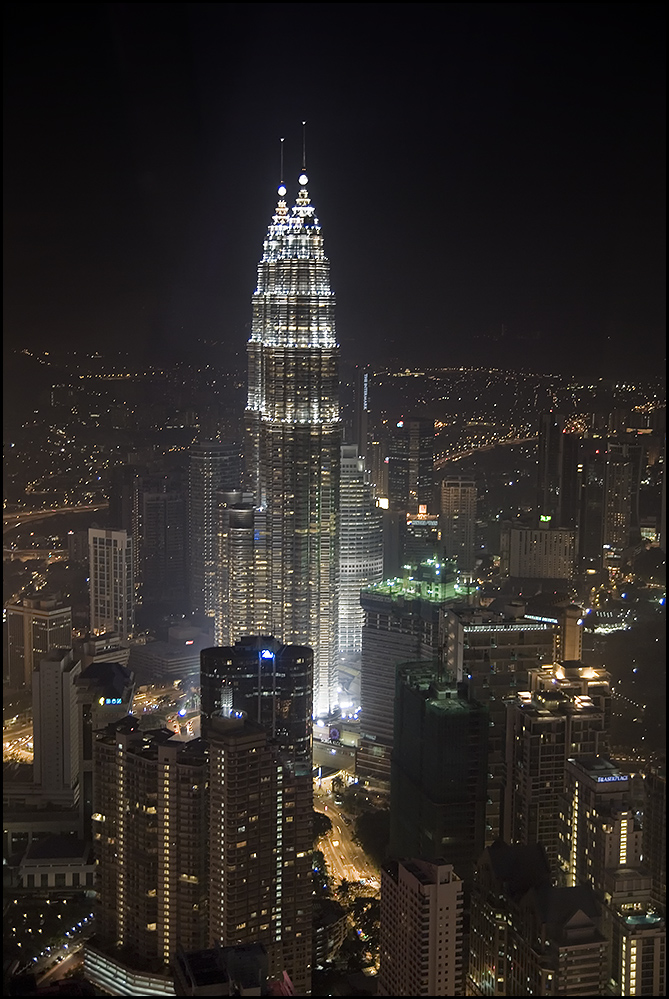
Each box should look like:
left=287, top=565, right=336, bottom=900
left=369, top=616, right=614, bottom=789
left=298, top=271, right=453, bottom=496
left=504, top=662, right=611, bottom=872
left=200, top=638, right=312, bottom=760
left=32, top=648, right=81, bottom=808
left=387, top=417, right=435, bottom=512
left=556, top=756, right=666, bottom=994
left=138, top=468, right=188, bottom=617
left=75, top=660, right=134, bottom=839
left=500, top=524, right=576, bottom=582
left=536, top=412, right=567, bottom=525
left=378, top=859, right=464, bottom=997
left=357, top=568, right=457, bottom=786
left=443, top=604, right=561, bottom=843
left=403, top=507, right=442, bottom=567
left=129, top=624, right=212, bottom=687
left=390, top=664, right=488, bottom=887
left=93, top=720, right=209, bottom=978
left=440, top=477, right=477, bottom=575
left=245, top=169, right=340, bottom=717
left=88, top=528, right=134, bottom=640
left=470, top=841, right=608, bottom=996
left=644, top=764, right=666, bottom=916
left=6, top=595, right=72, bottom=689
left=338, top=445, right=383, bottom=658
left=559, top=756, right=640, bottom=891
left=214, top=492, right=270, bottom=648
left=352, top=364, right=370, bottom=462
left=78, top=631, right=130, bottom=671
left=579, top=438, right=642, bottom=573
left=189, top=440, right=242, bottom=618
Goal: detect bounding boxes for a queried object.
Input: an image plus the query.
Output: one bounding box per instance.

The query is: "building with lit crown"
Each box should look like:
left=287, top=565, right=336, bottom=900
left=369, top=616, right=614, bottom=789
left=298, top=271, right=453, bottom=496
left=245, top=167, right=340, bottom=717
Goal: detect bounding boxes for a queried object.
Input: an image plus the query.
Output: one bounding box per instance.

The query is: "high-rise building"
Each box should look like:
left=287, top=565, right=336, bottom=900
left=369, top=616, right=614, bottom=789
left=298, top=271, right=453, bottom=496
left=189, top=441, right=242, bottom=618
left=536, top=412, right=566, bottom=524
left=557, top=756, right=666, bottom=997
left=75, top=660, right=134, bottom=838
left=245, top=170, right=340, bottom=717
left=504, top=662, right=611, bottom=872
left=559, top=756, right=640, bottom=891
left=443, top=604, right=561, bottom=844
left=352, top=364, right=371, bottom=462
left=32, top=648, right=81, bottom=808
left=338, top=445, right=383, bottom=659
left=440, top=477, right=477, bottom=575
left=6, top=595, right=72, bottom=689
left=357, top=568, right=458, bottom=787
left=470, top=841, right=609, bottom=997
left=93, top=721, right=209, bottom=977
left=138, top=469, right=188, bottom=617
left=500, top=524, right=576, bottom=582
left=201, top=637, right=313, bottom=993
left=644, top=763, right=666, bottom=917
left=88, top=528, right=134, bottom=640
left=207, top=710, right=312, bottom=994
left=378, top=858, right=464, bottom=997
left=390, top=664, right=488, bottom=888
left=387, top=417, right=435, bottom=512
left=214, top=492, right=270, bottom=648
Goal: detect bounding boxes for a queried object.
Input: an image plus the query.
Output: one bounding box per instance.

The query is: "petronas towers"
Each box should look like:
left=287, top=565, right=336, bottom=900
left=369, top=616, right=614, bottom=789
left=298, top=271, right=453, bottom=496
left=241, top=165, right=340, bottom=717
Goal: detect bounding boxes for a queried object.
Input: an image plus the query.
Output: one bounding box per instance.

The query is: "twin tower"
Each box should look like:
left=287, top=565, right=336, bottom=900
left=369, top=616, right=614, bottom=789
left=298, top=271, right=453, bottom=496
left=221, top=167, right=340, bottom=718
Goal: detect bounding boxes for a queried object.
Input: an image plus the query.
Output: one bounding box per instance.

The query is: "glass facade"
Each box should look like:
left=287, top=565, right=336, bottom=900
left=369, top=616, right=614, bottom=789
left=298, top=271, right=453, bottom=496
left=245, top=177, right=340, bottom=716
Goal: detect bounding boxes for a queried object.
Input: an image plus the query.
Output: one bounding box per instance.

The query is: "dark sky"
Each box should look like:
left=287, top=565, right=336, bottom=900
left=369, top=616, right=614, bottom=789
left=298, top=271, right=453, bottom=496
left=3, top=2, right=666, bottom=376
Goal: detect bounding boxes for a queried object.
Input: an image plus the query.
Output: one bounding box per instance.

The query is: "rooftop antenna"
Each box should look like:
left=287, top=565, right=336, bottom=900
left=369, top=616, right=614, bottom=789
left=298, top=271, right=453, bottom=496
left=299, top=121, right=308, bottom=186
left=278, top=137, right=286, bottom=197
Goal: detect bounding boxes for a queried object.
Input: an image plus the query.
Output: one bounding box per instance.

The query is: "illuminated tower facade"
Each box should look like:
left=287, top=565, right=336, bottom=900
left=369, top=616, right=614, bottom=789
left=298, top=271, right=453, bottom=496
left=246, top=164, right=340, bottom=716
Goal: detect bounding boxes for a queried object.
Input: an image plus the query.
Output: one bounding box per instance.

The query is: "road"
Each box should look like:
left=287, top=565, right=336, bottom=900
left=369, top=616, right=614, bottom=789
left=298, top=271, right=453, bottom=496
left=36, top=945, right=84, bottom=985
left=3, top=548, right=68, bottom=562
left=3, top=503, right=108, bottom=535
left=434, top=435, right=537, bottom=469
left=314, top=783, right=380, bottom=891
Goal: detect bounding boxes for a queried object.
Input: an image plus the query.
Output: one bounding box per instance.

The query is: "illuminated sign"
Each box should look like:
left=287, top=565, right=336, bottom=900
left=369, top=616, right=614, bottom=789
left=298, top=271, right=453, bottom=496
left=418, top=504, right=427, bottom=515
left=596, top=774, right=628, bottom=783
left=103, top=697, right=122, bottom=705
left=540, top=515, right=552, bottom=522
left=260, top=649, right=274, bottom=659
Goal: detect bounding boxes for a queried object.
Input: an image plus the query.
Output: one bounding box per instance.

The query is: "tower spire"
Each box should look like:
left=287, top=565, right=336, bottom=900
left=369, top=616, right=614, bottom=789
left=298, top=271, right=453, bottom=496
left=298, top=121, right=308, bottom=187
left=278, top=137, right=286, bottom=197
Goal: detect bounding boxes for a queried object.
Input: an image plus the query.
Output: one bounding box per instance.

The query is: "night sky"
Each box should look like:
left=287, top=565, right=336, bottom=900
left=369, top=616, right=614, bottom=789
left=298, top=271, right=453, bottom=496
left=4, top=2, right=666, bottom=376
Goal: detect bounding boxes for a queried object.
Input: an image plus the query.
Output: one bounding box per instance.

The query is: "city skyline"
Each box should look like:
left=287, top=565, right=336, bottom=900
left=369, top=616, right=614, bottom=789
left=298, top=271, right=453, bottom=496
left=4, top=3, right=665, bottom=378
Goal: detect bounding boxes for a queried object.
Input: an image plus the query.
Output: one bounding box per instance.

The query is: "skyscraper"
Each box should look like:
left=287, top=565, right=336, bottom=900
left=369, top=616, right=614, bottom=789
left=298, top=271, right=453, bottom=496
left=245, top=165, right=340, bottom=716
left=387, top=417, right=435, bottom=512
left=440, top=476, right=477, bottom=575
left=214, top=492, right=270, bottom=647
left=88, top=528, right=134, bottom=640
left=92, top=721, right=209, bottom=979
left=6, top=594, right=72, bottom=689
left=33, top=648, right=81, bottom=808
left=390, top=663, right=489, bottom=888
left=200, top=638, right=313, bottom=993
left=504, top=662, right=611, bottom=872
left=189, top=441, right=242, bottom=618
left=338, top=444, right=383, bottom=659
left=378, top=859, right=464, bottom=997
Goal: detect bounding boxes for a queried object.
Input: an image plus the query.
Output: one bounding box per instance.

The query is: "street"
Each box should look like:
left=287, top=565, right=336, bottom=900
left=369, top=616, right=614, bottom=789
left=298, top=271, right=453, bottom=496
left=314, top=783, right=379, bottom=891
